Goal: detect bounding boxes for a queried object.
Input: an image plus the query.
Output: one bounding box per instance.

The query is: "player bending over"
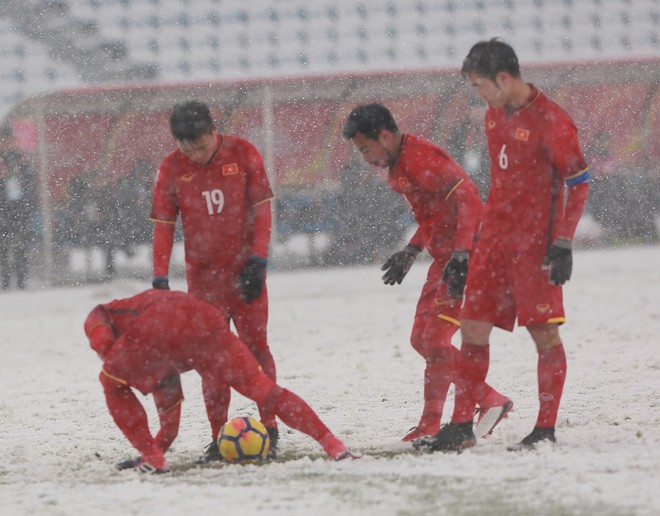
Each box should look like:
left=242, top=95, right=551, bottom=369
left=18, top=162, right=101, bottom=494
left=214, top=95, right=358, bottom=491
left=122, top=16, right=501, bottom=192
left=343, top=103, right=512, bottom=442
left=84, top=289, right=351, bottom=473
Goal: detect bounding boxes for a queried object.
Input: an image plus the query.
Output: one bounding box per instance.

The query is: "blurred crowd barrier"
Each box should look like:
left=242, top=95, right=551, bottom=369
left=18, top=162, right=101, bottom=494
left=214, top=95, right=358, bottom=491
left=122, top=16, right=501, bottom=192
left=2, top=60, right=659, bottom=285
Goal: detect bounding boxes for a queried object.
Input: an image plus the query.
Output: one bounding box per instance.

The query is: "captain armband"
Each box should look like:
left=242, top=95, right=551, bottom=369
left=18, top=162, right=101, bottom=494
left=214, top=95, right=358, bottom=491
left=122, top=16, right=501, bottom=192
left=565, top=168, right=590, bottom=187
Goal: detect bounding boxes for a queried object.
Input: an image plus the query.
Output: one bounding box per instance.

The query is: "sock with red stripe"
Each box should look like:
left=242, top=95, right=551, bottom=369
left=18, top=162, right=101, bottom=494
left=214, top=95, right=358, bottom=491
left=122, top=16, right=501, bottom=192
left=274, top=388, right=346, bottom=458
left=419, top=346, right=456, bottom=430
left=100, top=372, right=156, bottom=457
left=451, top=342, right=490, bottom=423
left=536, top=343, right=567, bottom=428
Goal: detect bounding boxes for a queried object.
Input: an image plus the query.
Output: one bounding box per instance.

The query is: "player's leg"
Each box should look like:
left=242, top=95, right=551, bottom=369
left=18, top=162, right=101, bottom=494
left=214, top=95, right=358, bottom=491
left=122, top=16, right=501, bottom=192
left=195, top=372, right=231, bottom=463
left=508, top=252, right=566, bottom=450
left=186, top=285, right=237, bottom=457
left=233, top=288, right=276, bottom=382
left=232, top=290, right=279, bottom=440
left=530, top=323, right=565, bottom=427
left=99, top=371, right=168, bottom=471
left=507, top=323, right=564, bottom=450
left=415, top=248, right=514, bottom=452
left=152, top=375, right=184, bottom=453
left=403, top=261, right=459, bottom=441
left=404, top=314, right=457, bottom=441
left=452, top=249, right=515, bottom=426
left=255, top=380, right=350, bottom=461
left=219, top=334, right=349, bottom=460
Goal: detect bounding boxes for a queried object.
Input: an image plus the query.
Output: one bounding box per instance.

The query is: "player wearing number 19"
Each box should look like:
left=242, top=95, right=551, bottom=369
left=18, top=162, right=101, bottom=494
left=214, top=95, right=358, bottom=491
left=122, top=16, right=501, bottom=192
left=150, top=101, right=279, bottom=458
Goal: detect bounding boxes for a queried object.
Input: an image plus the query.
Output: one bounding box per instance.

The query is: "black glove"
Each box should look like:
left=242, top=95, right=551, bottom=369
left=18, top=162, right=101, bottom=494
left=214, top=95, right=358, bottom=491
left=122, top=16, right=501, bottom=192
left=543, top=239, right=573, bottom=286
left=152, top=276, right=170, bottom=290
left=239, top=256, right=268, bottom=303
left=381, top=245, right=421, bottom=285
left=442, top=250, right=469, bottom=298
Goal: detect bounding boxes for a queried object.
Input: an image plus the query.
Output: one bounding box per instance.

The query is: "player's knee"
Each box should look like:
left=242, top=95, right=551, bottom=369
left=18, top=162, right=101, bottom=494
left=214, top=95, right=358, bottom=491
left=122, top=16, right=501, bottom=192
left=410, top=331, right=424, bottom=357
left=426, top=346, right=456, bottom=365
left=99, top=369, right=129, bottom=393
left=410, top=324, right=454, bottom=359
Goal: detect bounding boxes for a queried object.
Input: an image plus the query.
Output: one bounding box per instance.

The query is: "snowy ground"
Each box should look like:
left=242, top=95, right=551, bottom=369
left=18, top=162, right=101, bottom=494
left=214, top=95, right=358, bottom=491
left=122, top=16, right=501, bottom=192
left=1, top=244, right=659, bottom=515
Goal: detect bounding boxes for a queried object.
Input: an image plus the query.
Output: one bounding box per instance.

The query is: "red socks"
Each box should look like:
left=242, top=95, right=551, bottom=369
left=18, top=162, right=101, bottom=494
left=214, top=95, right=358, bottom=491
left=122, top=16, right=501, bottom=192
left=274, top=389, right=332, bottom=442
left=420, top=346, right=457, bottom=427
left=101, top=372, right=156, bottom=457
left=536, top=344, right=567, bottom=428
left=451, top=343, right=490, bottom=423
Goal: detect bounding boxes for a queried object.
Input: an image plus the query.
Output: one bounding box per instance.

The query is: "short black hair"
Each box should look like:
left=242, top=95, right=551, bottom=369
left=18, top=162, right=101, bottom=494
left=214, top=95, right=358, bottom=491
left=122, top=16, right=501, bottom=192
left=169, top=101, right=215, bottom=141
left=342, top=103, right=398, bottom=140
left=461, top=38, right=520, bottom=81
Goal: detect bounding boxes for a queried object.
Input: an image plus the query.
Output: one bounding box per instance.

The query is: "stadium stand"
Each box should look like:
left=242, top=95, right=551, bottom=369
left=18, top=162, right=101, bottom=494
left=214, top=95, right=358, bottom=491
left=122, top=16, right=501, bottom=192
left=2, top=0, right=659, bottom=118
left=1, top=1, right=659, bottom=280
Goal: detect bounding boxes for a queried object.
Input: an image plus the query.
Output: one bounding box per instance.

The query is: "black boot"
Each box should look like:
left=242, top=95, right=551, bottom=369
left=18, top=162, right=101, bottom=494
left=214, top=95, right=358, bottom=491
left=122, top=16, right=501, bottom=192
left=508, top=426, right=556, bottom=451
left=413, top=422, right=476, bottom=452
left=266, top=427, right=279, bottom=459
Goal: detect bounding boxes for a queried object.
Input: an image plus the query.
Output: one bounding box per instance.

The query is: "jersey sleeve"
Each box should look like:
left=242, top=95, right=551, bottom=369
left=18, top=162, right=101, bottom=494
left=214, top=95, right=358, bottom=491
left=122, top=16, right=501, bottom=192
left=450, top=180, right=482, bottom=251
left=150, top=160, right=179, bottom=223
left=84, top=304, right=116, bottom=357
left=244, top=141, right=274, bottom=206
left=545, top=111, right=590, bottom=241
left=546, top=113, right=589, bottom=185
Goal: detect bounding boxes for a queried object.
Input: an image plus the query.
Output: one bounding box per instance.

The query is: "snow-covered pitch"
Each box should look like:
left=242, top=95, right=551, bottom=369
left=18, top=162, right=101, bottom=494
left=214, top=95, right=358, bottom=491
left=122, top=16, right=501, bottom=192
left=1, top=245, right=659, bottom=515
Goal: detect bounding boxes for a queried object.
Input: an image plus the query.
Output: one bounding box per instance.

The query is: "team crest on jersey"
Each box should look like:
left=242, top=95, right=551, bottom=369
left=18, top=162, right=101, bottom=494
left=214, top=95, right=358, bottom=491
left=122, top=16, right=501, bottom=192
left=181, top=172, right=196, bottom=182
left=398, top=177, right=410, bottom=189
left=222, top=163, right=239, bottom=176
left=536, top=303, right=550, bottom=314
left=515, top=128, right=530, bottom=142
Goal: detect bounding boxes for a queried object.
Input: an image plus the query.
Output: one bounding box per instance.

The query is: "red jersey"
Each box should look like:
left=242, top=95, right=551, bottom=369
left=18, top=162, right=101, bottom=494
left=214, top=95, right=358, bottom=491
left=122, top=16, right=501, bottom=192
left=151, top=134, right=274, bottom=275
left=388, top=134, right=482, bottom=257
left=480, top=85, right=589, bottom=252
left=86, top=290, right=249, bottom=393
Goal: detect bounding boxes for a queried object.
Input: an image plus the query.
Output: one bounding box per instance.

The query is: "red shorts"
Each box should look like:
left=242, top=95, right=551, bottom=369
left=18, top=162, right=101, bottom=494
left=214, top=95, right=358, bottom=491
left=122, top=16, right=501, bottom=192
left=415, top=259, right=462, bottom=326
left=461, top=246, right=565, bottom=331
left=188, top=269, right=269, bottom=354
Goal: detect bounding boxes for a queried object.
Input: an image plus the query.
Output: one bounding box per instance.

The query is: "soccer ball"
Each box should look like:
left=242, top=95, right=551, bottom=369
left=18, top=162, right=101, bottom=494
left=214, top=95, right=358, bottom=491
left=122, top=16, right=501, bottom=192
left=217, top=416, right=271, bottom=464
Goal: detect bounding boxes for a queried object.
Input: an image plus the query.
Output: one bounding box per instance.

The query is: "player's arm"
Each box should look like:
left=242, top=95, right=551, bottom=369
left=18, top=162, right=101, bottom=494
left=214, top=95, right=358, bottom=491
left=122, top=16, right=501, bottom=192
left=84, top=305, right=115, bottom=358
left=250, top=199, right=272, bottom=259
left=449, top=178, right=481, bottom=251
left=238, top=199, right=273, bottom=303
left=407, top=225, right=426, bottom=250
left=239, top=142, right=274, bottom=302
left=152, top=221, right=175, bottom=289
left=557, top=172, right=590, bottom=241
left=149, top=164, right=177, bottom=290
left=442, top=178, right=481, bottom=297
left=544, top=117, right=590, bottom=285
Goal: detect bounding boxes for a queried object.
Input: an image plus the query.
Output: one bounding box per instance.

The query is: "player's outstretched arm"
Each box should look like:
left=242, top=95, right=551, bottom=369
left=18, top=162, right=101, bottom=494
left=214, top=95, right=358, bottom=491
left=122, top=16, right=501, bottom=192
left=381, top=244, right=422, bottom=285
